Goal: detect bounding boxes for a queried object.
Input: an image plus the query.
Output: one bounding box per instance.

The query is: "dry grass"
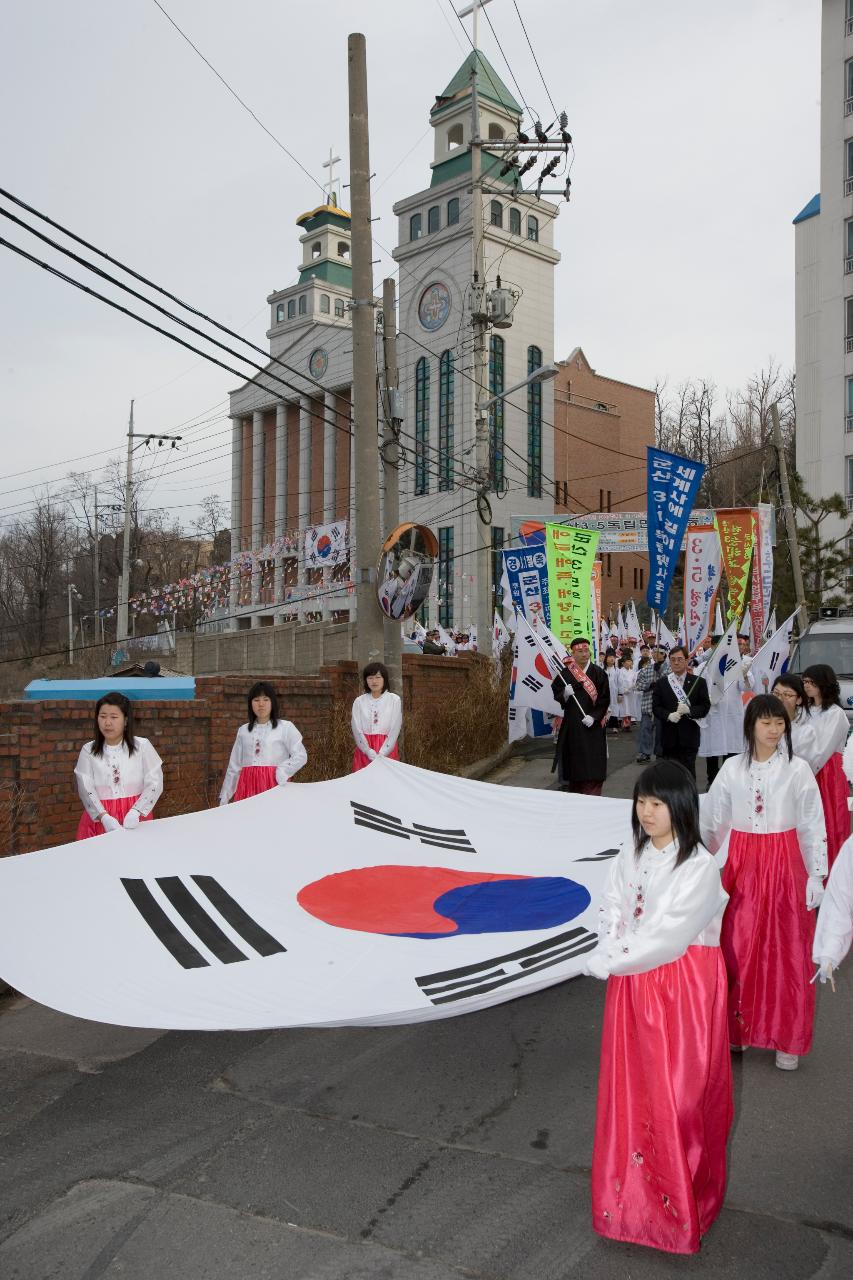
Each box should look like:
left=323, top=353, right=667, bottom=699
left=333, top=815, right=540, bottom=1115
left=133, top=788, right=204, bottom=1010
left=304, top=695, right=360, bottom=781
left=0, top=783, right=37, bottom=857
left=405, top=654, right=511, bottom=776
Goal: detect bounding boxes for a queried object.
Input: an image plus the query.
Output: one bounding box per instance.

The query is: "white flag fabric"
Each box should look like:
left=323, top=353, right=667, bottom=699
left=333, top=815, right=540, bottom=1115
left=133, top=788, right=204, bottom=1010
left=499, top=564, right=516, bottom=632
left=493, top=611, right=510, bottom=650
left=714, top=601, right=725, bottom=637
left=748, top=610, right=798, bottom=695
left=626, top=601, right=642, bottom=642
left=738, top=613, right=752, bottom=638
left=511, top=615, right=563, bottom=715
left=763, top=609, right=777, bottom=643
left=0, top=761, right=628, bottom=1030
left=656, top=618, right=678, bottom=651
left=304, top=520, right=348, bottom=569
left=616, top=608, right=627, bottom=642
left=702, top=618, right=742, bottom=704
left=529, top=613, right=569, bottom=667
left=437, top=625, right=457, bottom=655
left=677, top=614, right=686, bottom=646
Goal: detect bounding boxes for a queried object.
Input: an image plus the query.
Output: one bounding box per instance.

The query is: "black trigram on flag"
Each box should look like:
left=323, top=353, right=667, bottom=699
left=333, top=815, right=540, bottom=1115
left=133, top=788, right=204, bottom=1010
left=121, top=875, right=286, bottom=970
left=415, top=926, right=598, bottom=1005
left=521, top=673, right=544, bottom=693
left=573, top=847, right=619, bottom=863
left=350, top=801, right=475, bottom=853
left=520, top=633, right=537, bottom=649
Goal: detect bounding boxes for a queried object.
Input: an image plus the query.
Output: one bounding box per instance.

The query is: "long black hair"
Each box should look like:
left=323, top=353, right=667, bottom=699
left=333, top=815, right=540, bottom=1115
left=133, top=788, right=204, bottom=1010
left=772, top=674, right=811, bottom=718
left=92, top=693, right=137, bottom=757
left=743, top=693, right=792, bottom=763
left=631, top=760, right=701, bottom=869
left=802, top=664, right=842, bottom=709
left=362, top=661, right=391, bottom=693
left=247, top=681, right=279, bottom=729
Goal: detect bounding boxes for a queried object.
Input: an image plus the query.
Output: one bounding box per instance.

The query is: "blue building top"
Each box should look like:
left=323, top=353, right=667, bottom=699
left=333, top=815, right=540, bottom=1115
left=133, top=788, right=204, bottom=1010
left=793, top=194, right=820, bottom=225
left=24, top=676, right=195, bottom=702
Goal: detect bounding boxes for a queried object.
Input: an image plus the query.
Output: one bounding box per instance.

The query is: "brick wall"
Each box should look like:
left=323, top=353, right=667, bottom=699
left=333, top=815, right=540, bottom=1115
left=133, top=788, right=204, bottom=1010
left=0, top=655, right=502, bottom=856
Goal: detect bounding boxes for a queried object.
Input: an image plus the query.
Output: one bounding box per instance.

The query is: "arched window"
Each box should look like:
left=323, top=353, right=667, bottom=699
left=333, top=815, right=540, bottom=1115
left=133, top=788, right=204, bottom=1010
left=438, top=350, right=454, bottom=492
left=275, top=303, right=285, bottom=322
left=527, top=215, right=539, bottom=242
left=334, top=298, right=345, bottom=317
left=298, top=295, right=307, bottom=315
left=337, top=241, right=350, bottom=259
left=489, top=335, right=504, bottom=490
left=415, top=357, right=430, bottom=496
left=509, top=207, right=521, bottom=236
left=320, top=294, right=330, bottom=314
left=410, top=212, right=422, bottom=241
left=447, top=197, right=460, bottom=226
left=312, top=241, right=322, bottom=259
left=438, top=526, right=453, bottom=629
left=488, top=122, right=505, bottom=140
left=287, top=299, right=296, bottom=319
left=527, top=345, right=543, bottom=498
left=490, top=200, right=503, bottom=228
left=427, top=205, right=440, bottom=234
left=447, top=123, right=464, bottom=150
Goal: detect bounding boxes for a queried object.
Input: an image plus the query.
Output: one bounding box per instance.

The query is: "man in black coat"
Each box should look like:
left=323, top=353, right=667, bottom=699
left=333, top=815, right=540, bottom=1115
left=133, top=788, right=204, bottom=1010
left=651, top=644, right=711, bottom=778
left=551, top=636, right=611, bottom=795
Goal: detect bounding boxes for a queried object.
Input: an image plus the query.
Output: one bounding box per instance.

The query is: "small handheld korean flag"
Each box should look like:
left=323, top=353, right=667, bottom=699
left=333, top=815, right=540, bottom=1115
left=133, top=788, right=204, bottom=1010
left=748, top=610, right=797, bottom=695
left=493, top=610, right=510, bottom=650
left=762, top=608, right=777, bottom=643
left=703, top=617, right=742, bottom=704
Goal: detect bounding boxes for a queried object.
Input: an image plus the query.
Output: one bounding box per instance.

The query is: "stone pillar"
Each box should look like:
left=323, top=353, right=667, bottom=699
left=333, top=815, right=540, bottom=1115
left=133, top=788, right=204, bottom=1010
left=299, top=396, right=312, bottom=618
left=274, top=401, right=288, bottom=606
left=251, top=408, right=263, bottom=623
left=229, top=417, right=242, bottom=631
left=322, top=390, right=337, bottom=619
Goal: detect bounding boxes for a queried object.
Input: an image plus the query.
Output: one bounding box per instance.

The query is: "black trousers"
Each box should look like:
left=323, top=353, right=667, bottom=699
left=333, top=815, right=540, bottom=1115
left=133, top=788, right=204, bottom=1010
left=661, top=748, right=697, bottom=779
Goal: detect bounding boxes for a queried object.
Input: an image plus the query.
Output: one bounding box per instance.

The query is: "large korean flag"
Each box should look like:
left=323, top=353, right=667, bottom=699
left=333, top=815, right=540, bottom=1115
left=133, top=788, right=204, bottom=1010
left=0, top=763, right=629, bottom=1030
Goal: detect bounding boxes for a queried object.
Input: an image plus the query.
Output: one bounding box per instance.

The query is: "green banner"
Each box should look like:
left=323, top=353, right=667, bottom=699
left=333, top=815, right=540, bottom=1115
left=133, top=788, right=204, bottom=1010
left=545, top=523, right=601, bottom=648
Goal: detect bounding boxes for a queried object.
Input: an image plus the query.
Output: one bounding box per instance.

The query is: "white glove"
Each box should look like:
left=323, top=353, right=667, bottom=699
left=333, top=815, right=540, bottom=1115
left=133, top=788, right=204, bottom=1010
left=667, top=710, right=680, bottom=723
left=585, top=951, right=610, bottom=980
left=813, top=958, right=835, bottom=988
left=122, top=808, right=141, bottom=830
left=275, top=766, right=291, bottom=786
left=100, top=813, right=121, bottom=833
left=806, top=876, right=825, bottom=910
left=581, top=714, right=595, bottom=728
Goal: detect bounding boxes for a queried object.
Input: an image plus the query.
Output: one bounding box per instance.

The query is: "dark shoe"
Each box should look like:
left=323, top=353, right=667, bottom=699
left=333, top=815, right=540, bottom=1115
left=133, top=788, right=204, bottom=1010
left=635, top=754, right=650, bottom=763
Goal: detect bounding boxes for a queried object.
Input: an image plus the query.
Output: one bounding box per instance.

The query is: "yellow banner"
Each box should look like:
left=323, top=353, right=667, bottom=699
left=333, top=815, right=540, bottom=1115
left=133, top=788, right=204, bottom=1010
left=545, top=524, right=601, bottom=648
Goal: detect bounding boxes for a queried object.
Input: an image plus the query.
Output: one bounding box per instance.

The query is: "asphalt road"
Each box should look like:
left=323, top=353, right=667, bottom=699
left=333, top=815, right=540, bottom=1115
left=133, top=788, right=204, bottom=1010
left=1, top=729, right=851, bottom=1279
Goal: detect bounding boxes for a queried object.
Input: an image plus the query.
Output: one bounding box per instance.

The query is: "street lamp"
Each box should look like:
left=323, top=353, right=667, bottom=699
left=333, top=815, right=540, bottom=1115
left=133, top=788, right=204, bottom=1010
left=481, top=362, right=558, bottom=412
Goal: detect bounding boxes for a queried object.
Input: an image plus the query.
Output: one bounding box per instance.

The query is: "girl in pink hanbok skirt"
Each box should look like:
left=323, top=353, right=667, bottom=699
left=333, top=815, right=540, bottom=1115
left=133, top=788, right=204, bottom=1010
left=351, top=662, right=402, bottom=772
left=219, top=682, right=307, bottom=805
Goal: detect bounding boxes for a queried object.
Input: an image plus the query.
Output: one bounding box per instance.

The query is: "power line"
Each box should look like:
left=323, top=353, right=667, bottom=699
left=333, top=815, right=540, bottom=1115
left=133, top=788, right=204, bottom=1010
left=511, top=0, right=559, bottom=120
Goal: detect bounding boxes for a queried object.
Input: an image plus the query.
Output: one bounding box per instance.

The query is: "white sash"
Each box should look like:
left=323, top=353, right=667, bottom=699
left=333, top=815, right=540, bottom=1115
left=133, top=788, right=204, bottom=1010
left=667, top=673, right=691, bottom=707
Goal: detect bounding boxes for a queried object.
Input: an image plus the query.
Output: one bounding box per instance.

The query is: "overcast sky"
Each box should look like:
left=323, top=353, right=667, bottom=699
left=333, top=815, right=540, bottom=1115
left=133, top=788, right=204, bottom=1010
left=0, top=0, right=821, bottom=529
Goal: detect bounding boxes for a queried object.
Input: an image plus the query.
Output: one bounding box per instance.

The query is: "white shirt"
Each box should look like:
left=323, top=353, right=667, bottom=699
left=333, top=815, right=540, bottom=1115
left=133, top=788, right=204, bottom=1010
left=700, top=751, right=828, bottom=878
left=75, top=738, right=163, bottom=819
left=605, top=665, right=620, bottom=710
left=219, top=720, right=307, bottom=802
left=809, top=704, right=849, bottom=772
left=813, top=835, right=853, bottom=968
left=351, top=691, right=403, bottom=757
left=592, top=838, right=728, bottom=976
left=789, top=709, right=820, bottom=773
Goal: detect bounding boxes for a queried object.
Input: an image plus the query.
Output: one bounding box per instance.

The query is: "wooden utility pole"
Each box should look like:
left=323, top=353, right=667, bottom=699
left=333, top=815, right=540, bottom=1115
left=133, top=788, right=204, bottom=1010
left=770, top=400, right=809, bottom=632
left=381, top=277, right=402, bottom=696
left=348, top=32, right=384, bottom=671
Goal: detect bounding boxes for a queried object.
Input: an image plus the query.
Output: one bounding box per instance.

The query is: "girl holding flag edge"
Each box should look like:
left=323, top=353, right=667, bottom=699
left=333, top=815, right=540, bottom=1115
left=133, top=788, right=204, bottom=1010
left=75, top=694, right=163, bottom=839
left=219, top=682, right=307, bottom=805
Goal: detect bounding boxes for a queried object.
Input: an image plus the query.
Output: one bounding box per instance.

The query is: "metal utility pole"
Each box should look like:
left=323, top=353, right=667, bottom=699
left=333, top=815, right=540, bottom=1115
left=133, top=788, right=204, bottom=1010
left=67, top=582, right=75, bottom=664
left=117, top=400, right=182, bottom=650
left=770, top=400, right=809, bottom=633
left=381, top=277, right=402, bottom=696
left=92, top=485, right=100, bottom=647
left=348, top=32, right=384, bottom=670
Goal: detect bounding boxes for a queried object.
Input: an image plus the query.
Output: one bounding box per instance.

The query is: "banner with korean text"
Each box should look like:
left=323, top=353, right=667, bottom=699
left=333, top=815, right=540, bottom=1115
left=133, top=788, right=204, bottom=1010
left=645, top=448, right=706, bottom=612
left=748, top=503, right=774, bottom=649
left=502, top=545, right=551, bottom=628
left=715, top=509, right=755, bottom=626
left=684, top=523, right=721, bottom=653
left=545, top=524, right=600, bottom=648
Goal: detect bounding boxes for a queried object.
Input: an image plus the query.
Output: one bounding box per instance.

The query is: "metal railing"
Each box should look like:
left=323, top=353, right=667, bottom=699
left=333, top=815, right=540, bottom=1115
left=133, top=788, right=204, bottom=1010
left=847, top=336, right=853, bottom=353
left=847, top=255, right=853, bottom=274
left=847, top=97, right=853, bottom=116
left=846, top=177, right=853, bottom=196
left=846, top=415, right=853, bottom=432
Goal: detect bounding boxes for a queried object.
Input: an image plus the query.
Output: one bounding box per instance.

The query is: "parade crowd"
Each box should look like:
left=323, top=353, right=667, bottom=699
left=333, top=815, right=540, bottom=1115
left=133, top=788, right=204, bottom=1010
left=68, top=628, right=853, bottom=1259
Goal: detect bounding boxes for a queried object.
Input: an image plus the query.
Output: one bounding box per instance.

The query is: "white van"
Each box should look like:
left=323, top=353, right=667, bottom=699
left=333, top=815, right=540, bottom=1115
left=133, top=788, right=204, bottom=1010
left=789, top=614, right=853, bottom=723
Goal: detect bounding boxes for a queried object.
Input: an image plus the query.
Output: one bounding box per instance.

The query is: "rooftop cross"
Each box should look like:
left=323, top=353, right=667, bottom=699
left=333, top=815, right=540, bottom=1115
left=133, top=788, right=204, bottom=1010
left=322, top=147, right=342, bottom=207
left=456, top=0, right=494, bottom=52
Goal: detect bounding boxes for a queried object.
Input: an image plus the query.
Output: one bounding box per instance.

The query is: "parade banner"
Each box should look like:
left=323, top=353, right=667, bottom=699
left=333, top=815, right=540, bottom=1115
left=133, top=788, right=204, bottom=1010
left=715, top=509, right=755, bottom=625
left=591, top=561, right=602, bottom=661
left=748, top=610, right=797, bottom=694
left=304, top=520, right=349, bottom=569
left=749, top=504, right=773, bottom=650
left=0, top=761, right=629, bottom=1029
left=645, top=448, right=706, bottom=612
left=502, top=545, right=551, bottom=627
left=759, top=504, right=774, bottom=631
left=545, top=523, right=600, bottom=648
left=684, top=523, right=721, bottom=654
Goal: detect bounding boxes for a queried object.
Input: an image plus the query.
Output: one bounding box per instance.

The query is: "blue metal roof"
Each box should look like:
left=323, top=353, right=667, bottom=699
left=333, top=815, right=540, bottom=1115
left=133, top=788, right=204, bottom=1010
left=24, top=676, right=195, bottom=701
left=792, top=194, right=820, bottom=225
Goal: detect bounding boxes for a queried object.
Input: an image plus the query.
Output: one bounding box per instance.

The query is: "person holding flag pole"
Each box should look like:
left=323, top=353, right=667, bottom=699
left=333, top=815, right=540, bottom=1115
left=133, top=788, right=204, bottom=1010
left=550, top=636, right=610, bottom=795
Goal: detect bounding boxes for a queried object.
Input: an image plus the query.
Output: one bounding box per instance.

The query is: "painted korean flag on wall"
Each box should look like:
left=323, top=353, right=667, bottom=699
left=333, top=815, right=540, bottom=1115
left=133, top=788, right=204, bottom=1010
left=0, top=762, right=629, bottom=1030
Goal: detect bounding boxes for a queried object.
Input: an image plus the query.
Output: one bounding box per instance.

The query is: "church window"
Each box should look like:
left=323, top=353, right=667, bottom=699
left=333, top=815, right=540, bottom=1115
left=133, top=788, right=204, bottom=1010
left=410, top=212, right=422, bottom=241
left=509, top=207, right=521, bottom=236
left=428, top=205, right=440, bottom=234
left=447, top=197, right=460, bottom=226
left=490, top=200, right=503, bottom=228
left=276, top=303, right=285, bottom=322
left=320, top=294, right=330, bottom=314
left=527, top=345, right=543, bottom=499
left=334, top=298, right=345, bottom=317
left=447, top=123, right=463, bottom=150
left=527, top=214, right=539, bottom=242
left=298, top=295, right=307, bottom=315
left=337, top=241, right=350, bottom=260
left=415, top=357, right=430, bottom=496
left=312, top=241, right=322, bottom=259
left=488, top=122, right=505, bottom=140
left=438, top=350, right=454, bottom=492
left=287, top=299, right=296, bottom=319
left=489, top=335, right=505, bottom=490
left=438, top=527, right=454, bottom=628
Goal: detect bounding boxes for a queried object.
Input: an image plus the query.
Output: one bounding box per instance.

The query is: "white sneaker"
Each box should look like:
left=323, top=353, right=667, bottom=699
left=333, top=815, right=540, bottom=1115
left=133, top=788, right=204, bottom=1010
left=775, top=1051, right=799, bottom=1071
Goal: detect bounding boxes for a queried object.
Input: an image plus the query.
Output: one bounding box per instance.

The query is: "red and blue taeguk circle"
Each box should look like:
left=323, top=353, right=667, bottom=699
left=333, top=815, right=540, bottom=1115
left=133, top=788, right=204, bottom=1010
left=316, top=534, right=332, bottom=559
left=296, top=865, right=591, bottom=939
